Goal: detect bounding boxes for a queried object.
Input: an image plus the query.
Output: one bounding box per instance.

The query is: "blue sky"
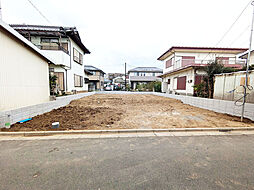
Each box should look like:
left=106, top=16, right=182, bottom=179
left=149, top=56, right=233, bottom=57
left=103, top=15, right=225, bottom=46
left=1, top=0, right=253, bottom=73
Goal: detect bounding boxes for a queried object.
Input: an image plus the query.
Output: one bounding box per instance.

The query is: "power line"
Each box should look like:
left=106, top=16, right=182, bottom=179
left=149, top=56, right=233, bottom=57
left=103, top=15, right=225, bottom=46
left=201, top=0, right=252, bottom=63
left=216, top=0, right=252, bottom=46
left=27, top=0, right=51, bottom=23
left=229, top=25, right=250, bottom=46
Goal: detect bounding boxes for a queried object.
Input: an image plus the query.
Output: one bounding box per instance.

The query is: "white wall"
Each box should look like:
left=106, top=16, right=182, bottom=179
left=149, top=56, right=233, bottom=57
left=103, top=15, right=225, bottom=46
left=162, top=68, right=195, bottom=95
left=31, top=36, right=88, bottom=92
left=0, top=28, right=50, bottom=111
left=67, top=39, right=88, bottom=92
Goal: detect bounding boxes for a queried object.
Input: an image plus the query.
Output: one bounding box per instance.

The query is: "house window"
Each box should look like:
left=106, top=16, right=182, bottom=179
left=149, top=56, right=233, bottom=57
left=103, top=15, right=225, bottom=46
left=91, top=71, right=96, bottom=75
left=61, top=42, right=69, bottom=53
left=168, top=79, right=170, bottom=84
left=177, top=76, right=186, bottom=90
left=54, top=72, right=65, bottom=91
left=41, top=38, right=59, bottom=50
left=74, top=74, right=83, bottom=87
left=73, top=48, right=83, bottom=64
left=166, top=58, right=172, bottom=68
left=182, top=56, right=195, bottom=67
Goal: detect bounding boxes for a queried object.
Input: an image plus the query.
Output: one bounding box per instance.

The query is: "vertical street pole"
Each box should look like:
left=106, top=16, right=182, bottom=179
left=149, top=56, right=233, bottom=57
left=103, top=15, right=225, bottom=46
left=125, top=62, right=127, bottom=91
left=241, top=1, right=254, bottom=121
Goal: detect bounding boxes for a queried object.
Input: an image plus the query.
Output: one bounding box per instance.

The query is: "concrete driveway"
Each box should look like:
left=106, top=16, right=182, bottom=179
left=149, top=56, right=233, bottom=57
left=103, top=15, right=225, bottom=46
left=1, top=135, right=254, bottom=189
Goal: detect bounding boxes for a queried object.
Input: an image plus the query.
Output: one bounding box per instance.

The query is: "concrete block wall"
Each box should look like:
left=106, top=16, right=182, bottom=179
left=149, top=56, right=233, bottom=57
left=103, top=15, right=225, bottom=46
left=153, top=92, right=254, bottom=121
left=1, top=91, right=253, bottom=128
left=0, top=92, right=95, bottom=128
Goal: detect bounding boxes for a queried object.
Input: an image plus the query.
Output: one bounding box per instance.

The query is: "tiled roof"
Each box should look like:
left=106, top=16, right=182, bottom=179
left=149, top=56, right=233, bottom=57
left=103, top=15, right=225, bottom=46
left=11, top=24, right=90, bottom=54
left=84, top=65, right=105, bottom=74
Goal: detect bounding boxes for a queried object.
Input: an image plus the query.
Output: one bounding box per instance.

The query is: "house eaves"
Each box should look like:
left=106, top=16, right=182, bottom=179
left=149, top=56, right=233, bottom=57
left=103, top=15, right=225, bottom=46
left=10, top=24, right=91, bottom=54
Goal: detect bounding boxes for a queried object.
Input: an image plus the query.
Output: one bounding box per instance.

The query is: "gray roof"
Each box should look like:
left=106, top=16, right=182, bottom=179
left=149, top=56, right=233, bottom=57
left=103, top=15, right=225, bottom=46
left=11, top=24, right=90, bottom=54
left=84, top=65, right=105, bottom=74
left=128, top=67, right=163, bottom=73
left=0, top=20, right=54, bottom=64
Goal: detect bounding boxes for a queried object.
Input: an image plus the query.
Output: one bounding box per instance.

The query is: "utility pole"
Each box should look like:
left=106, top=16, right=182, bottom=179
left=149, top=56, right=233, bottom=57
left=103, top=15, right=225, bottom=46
left=125, top=62, right=127, bottom=91
left=241, top=0, right=254, bottom=121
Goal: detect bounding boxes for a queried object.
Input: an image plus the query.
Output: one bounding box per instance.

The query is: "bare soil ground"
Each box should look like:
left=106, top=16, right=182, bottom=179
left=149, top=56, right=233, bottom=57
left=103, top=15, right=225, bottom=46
left=3, top=94, right=254, bottom=131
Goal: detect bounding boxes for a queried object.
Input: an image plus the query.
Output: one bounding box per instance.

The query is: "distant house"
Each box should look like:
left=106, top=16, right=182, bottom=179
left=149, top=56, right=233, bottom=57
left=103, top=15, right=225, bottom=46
left=11, top=24, right=90, bottom=93
left=107, top=73, right=125, bottom=82
left=84, top=65, right=105, bottom=91
left=0, top=20, right=55, bottom=111
left=128, top=67, right=163, bottom=90
left=157, top=46, right=248, bottom=96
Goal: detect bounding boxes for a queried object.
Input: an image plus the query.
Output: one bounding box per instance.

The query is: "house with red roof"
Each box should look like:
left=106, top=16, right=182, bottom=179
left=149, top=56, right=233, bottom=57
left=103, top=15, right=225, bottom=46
left=157, top=46, right=248, bottom=95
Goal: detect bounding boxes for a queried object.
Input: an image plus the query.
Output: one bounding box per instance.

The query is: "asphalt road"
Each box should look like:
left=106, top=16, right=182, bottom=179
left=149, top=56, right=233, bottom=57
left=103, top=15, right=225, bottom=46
left=1, top=135, right=254, bottom=190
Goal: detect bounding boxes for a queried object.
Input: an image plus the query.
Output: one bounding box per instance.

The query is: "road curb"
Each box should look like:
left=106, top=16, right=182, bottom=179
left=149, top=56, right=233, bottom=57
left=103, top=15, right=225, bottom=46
left=1, top=127, right=254, bottom=137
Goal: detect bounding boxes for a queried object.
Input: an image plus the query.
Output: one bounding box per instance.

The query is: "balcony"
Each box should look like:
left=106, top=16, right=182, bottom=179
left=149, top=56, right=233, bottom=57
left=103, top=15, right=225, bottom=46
left=37, top=45, right=70, bottom=67
left=89, top=75, right=102, bottom=81
left=163, top=59, right=246, bottom=75
left=36, top=45, right=69, bottom=54
left=172, top=59, right=246, bottom=70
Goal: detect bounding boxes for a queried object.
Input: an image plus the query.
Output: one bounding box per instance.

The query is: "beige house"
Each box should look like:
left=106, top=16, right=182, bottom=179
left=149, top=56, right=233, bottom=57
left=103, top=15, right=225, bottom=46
left=84, top=65, right=105, bottom=91
left=0, top=20, right=54, bottom=111
left=158, top=46, right=248, bottom=96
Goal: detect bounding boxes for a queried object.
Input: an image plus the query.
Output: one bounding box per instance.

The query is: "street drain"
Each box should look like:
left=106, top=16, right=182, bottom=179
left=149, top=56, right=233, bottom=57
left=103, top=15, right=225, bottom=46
left=219, top=129, right=232, bottom=132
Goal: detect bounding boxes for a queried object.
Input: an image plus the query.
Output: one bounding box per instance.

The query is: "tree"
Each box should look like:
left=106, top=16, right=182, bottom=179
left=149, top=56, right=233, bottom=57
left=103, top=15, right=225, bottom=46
left=49, top=74, right=57, bottom=95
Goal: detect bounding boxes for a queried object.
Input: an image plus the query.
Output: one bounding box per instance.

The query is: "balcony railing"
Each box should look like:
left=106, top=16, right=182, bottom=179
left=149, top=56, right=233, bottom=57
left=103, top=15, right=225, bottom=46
left=36, top=45, right=69, bottom=54
left=172, top=59, right=246, bottom=70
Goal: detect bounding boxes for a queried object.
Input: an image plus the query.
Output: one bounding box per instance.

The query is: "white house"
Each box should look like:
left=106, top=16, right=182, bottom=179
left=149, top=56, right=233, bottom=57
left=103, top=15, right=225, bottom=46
left=11, top=24, right=90, bottom=94
left=128, top=67, right=163, bottom=90
left=157, top=46, right=248, bottom=96
left=0, top=20, right=54, bottom=111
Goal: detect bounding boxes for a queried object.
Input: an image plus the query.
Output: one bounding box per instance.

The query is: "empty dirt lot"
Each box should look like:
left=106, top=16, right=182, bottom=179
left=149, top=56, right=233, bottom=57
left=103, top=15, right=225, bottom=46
left=5, top=94, right=254, bottom=131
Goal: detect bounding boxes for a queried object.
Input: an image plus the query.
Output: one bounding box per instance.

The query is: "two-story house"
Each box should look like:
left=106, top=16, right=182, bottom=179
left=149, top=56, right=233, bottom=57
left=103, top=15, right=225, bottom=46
left=128, top=67, right=163, bottom=90
left=84, top=65, right=105, bottom=91
left=11, top=24, right=90, bottom=94
left=157, top=46, right=248, bottom=96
